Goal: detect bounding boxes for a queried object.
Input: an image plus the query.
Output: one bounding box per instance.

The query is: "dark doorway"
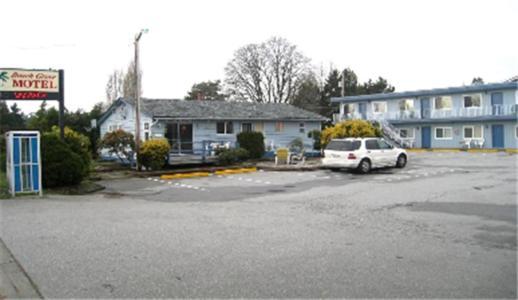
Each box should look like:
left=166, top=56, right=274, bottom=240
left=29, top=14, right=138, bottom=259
left=165, top=122, right=193, bottom=153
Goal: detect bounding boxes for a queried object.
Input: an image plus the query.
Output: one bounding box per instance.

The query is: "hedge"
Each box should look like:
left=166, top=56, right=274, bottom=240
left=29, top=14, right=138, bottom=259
left=236, top=131, right=265, bottom=159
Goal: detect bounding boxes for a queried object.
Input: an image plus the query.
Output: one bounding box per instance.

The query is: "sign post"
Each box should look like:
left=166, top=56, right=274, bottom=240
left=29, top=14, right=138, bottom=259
left=0, top=68, right=65, bottom=140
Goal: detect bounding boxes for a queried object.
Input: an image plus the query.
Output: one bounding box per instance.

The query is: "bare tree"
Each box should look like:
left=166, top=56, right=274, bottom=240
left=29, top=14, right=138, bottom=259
left=105, top=70, right=124, bottom=103
left=122, top=61, right=142, bottom=100
left=225, top=37, right=310, bottom=103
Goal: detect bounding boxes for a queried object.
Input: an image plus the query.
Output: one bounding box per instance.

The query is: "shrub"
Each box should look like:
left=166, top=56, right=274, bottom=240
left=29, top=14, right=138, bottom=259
left=236, top=131, right=265, bottom=159
left=216, top=148, right=249, bottom=165
left=138, top=138, right=171, bottom=170
left=308, top=130, right=321, bottom=150
left=99, top=129, right=135, bottom=162
left=41, top=133, right=87, bottom=187
left=51, top=126, right=91, bottom=176
left=0, top=135, right=5, bottom=172
left=321, top=120, right=381, bottom=148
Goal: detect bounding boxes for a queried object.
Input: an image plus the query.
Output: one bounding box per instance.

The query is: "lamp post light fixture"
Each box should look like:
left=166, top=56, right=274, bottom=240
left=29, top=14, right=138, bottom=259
left=134, top=28, right=148, bottom=171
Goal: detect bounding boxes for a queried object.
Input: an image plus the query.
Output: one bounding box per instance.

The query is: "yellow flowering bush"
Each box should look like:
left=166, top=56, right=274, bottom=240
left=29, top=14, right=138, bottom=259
left=321, top=120, right=381, bottom=148
left=138, top=138, right=171, bottom=170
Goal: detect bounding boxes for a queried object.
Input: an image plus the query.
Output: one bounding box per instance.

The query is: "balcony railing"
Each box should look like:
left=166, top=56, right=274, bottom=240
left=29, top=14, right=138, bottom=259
left=334, top=105, right=518, bottom=123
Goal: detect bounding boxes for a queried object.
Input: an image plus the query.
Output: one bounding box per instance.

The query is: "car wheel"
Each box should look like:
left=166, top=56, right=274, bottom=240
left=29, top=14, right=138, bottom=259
left=358, top=159, right=371, bottom=174
left=396, top=154, right=407, bottom=168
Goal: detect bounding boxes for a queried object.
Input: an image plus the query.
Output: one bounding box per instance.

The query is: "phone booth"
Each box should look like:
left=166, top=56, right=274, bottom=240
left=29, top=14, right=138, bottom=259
left=5, top=131, right=42, bottom=197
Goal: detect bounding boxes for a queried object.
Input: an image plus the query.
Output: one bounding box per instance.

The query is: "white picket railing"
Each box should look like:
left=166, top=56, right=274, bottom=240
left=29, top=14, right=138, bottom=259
left=334, top=104, right=517, bottom=122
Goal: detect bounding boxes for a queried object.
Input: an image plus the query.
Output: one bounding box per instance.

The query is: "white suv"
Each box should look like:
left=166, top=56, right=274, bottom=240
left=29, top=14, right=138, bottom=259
left=322, top=138, right=408, bottom=173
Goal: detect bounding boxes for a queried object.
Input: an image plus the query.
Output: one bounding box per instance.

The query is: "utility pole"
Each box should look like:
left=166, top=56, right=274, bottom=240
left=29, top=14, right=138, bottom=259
left=134, top=29, right=148, bottom=171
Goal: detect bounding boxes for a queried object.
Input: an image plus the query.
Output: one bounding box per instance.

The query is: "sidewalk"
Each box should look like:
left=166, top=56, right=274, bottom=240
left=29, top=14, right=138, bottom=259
left=0, top=238, right=42, bottom=299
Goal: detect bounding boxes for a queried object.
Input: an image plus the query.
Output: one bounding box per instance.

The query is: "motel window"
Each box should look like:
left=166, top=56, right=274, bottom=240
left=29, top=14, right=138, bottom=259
left=435, top=127, right=453, bottom=139
left=398, top=99, right=414, bottom=111
left=433, top=96, right=453, bottom=110
left=241, top=123, right=253, bottom=133
left=275, top=121, right=284, bottom=132
left=299, top=123, right=305, bottom=133
left=463, top=94, right=482, bottom=108
left=515, top=126, right=518, bottom=139
left=344, top=104, right=355, bottom=114
left=372, top=102, right=387, bottom=114
left=216, top=121, right=234, bottom=134
left=144, top=122, right=150, bottom=130
left=464, top=126, right=483, bottom=139
left=399, top=128, right=415, bottom=139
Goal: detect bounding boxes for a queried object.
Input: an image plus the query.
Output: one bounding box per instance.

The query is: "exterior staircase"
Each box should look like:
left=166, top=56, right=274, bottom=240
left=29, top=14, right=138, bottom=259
left=374, top=119, right=414, bottom=149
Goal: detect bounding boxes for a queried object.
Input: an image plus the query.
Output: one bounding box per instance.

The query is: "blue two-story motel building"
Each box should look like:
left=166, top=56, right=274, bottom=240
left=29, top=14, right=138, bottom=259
left=331, top=81, right=518, bottom=149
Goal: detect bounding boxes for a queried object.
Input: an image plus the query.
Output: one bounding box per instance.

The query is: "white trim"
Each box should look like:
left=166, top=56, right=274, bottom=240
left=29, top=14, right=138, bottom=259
left=434, top=127, right=453, bottom=140
left=216, top=121, right=234, bottom=135
left=432, top=95, right=453, bottom=110
left=462, top=93, right=483, bottom=109
left=371, top=101, right=387, bottom=114
left=463, top=125, right=483, bottom=139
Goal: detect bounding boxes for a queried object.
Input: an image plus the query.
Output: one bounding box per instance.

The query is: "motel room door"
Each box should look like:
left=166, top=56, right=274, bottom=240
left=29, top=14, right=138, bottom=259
left=491, top=92, right=504, bottom=115
left=421, top=126, right=431, bottom=148
left=491, top=125, right=504, bottom=148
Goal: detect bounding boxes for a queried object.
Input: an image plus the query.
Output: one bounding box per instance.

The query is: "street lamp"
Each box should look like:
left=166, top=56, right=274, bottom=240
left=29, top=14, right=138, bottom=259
left=134, top=28, right=148, bottom=171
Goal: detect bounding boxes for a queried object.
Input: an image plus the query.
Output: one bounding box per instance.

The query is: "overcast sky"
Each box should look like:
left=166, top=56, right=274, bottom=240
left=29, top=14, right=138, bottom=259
left=2, top=0, right=517, bottom=113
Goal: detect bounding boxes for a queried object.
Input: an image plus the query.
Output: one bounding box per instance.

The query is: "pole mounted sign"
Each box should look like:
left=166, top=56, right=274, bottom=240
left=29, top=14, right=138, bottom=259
left=0, top=68, right=65, bottom=139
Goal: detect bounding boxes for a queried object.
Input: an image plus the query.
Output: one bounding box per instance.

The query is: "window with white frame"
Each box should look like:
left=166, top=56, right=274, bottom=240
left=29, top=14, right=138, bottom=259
left=299, top=122, right=305, bottom=133
left=399, top=128, right=415, bottom=139
left=398, top=99, right=414, bottom=111
left=516, top=126, right=518, bottom=139
left=463, top=125, right=483, bottom=139
left=343, top=103, right=355, bottom=115
left=216, top=121, right=234, bottom=134
left=463, top=94, right=482, bottom=108
left=372, top=102, right=387, bottom=114
left=435, top=127, right=453, bottom=139
left=255, top=122, right=264, bottom=132
left=108, top=124, right=121, bottom=132
left=433, top=96, right=453, bottom=110
left=144, top=122, right=150, bottom=130
left=241, top=123, right=252, bottom=133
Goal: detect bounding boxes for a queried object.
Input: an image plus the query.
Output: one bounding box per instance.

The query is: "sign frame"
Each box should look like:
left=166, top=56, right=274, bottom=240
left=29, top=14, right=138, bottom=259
left=0, top=68, right=65, bottom=140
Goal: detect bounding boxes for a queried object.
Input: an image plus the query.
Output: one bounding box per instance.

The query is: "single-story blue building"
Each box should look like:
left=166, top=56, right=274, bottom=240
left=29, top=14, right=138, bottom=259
left=98, top=98, right=326, bottom=163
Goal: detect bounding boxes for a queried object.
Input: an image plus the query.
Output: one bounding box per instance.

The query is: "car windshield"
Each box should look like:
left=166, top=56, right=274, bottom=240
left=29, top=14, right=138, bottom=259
left=326, top=140, right=361, bottom=151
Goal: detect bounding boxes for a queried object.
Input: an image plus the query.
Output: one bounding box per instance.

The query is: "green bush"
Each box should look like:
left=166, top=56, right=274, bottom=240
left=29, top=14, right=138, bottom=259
left=236, top=131, right=265, bottom=159
left=51, top=127, right=91, bottom=176
left=41, top=133, right=87, bottom=187
left=321, top=120, right=381, bottom=148
left=0, top=135, right=5, bottom=172
left=216, top=148, right=249, bottom=165
left=138, top=138, right=171, bottom=170
left=99, top=129, right=135, bottom=162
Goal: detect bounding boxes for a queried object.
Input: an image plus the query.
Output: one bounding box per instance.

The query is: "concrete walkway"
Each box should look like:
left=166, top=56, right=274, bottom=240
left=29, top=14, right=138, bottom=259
left=0, top=238, right=41, bottom=299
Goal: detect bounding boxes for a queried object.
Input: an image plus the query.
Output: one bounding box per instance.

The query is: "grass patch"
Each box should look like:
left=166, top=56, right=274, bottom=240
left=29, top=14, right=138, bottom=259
left=0, top=170, right=11, bottom=199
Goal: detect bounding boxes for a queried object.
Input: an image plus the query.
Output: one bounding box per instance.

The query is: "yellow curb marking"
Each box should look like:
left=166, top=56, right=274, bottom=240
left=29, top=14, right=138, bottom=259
left=160, top=167, right=257, bottom=180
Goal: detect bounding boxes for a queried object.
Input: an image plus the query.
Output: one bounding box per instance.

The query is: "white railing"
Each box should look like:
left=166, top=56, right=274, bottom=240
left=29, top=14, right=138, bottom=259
left=333, top=104, right=517, bottom=122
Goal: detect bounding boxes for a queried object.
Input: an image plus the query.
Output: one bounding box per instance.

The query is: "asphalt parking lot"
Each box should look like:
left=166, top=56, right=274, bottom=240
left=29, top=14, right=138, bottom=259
left=1, top=151, right=516, bottom=298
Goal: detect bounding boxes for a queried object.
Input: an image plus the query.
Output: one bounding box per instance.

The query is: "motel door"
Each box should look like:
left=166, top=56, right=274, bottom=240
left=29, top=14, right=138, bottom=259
left=491, top=125, right=504, bottom=148
left=421, top=126, right=431, bottom=148
left=358, top=103, right=367, bottom=119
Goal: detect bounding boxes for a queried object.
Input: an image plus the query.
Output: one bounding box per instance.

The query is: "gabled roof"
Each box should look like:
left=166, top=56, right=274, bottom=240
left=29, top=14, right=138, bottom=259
left=331, top=81, right=518, bottom=103
left=98, top=98, right=327, bottom=125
